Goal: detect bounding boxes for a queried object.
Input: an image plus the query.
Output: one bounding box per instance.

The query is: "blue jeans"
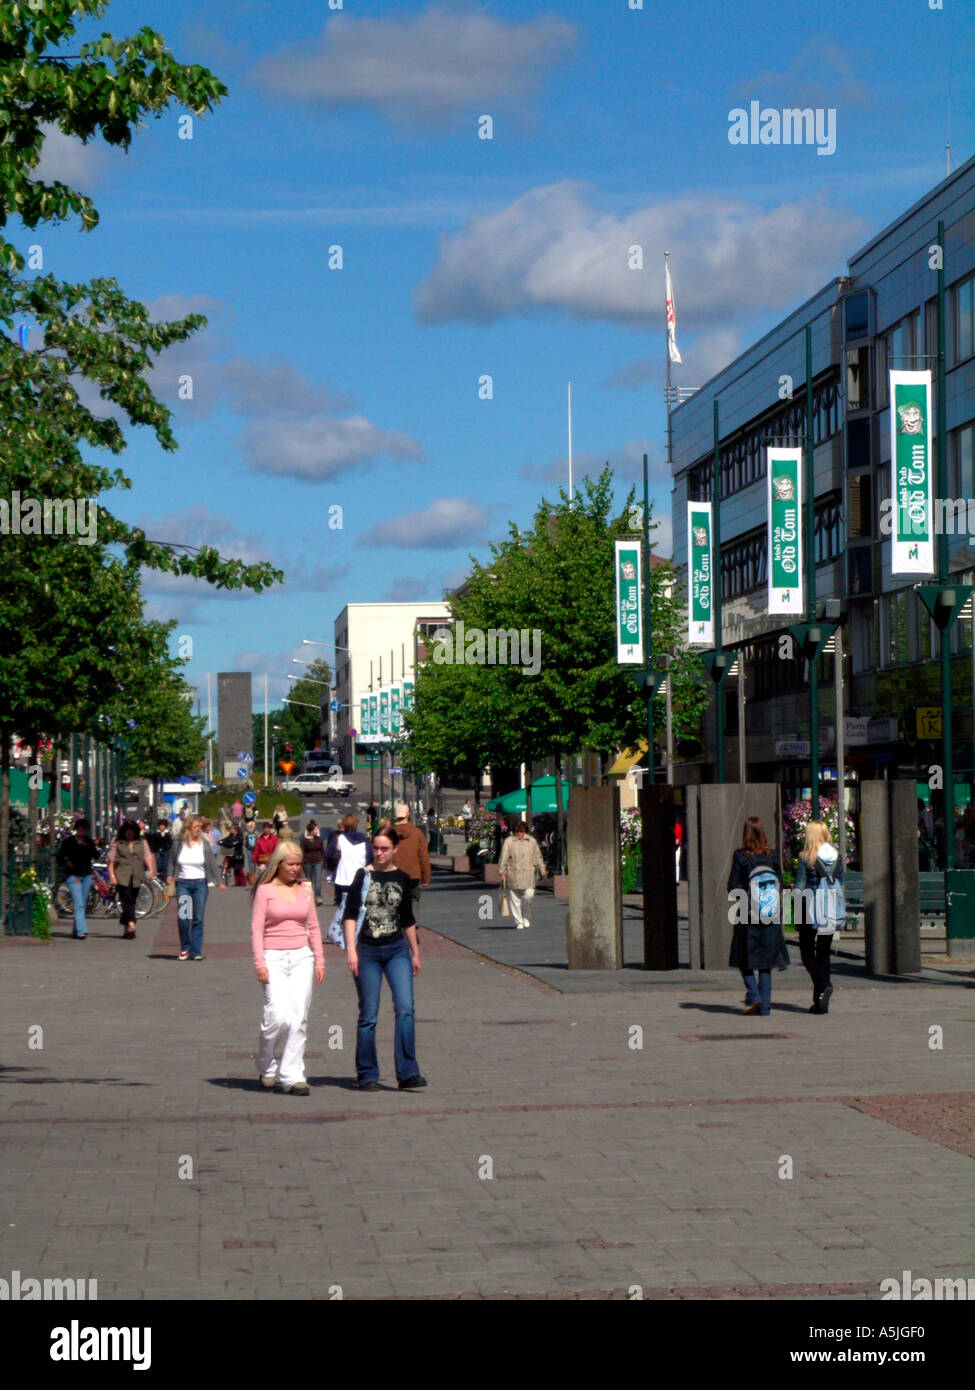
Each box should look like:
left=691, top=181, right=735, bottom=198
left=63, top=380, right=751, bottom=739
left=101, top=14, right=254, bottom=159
left=156, top=850, right=169, bottom=880
left=68, top=875, right=92, bottom=937
left=177, top=879, right=208, bottom=956
left=741, top=969, right=772, bottom=1013
left=354, top=937, right=419, bottom=1084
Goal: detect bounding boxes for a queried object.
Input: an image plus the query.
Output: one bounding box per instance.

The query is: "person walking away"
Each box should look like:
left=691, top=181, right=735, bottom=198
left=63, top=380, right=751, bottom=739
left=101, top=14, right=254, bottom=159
left=252, top=822, right=278, bottom=880
left=425, top=808, right=438, bottom=853
left=272, top=804, right=289, bottom=836
left=674, top=817, right=683, bottom=884
left=301, top=820, right=326, bottom=904
left=343, top=829, right=425, bottom=1091
left=231, top=796, right=243, bottom=821
left=727, top=816, right=789, bottom=1015
left=498, top=819, right=546, bottom=929
left=461, top=799, right=473, bottom=842
left=107, top=820, right=155, bottom=939
left=325, top=814, right=374, bottom=946
left=167, top=817, right=219, bottom=960
left=366, top=802, right=379, bottom=835
left=221, top=822, right=246, bottom=887
left=251, top=842, right=325, bottom=1095
left=392, top=803, right=431, bottom=928
left=148, top=818, right=172, bottom=880
left=795, top=820, right=843, bottom=1014
left=56, top=817, right=99, bottom=939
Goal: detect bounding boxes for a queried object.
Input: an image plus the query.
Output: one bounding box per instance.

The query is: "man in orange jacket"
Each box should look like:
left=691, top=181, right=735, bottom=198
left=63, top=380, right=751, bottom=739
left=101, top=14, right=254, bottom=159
left=392, top=803, right=431, bottom=927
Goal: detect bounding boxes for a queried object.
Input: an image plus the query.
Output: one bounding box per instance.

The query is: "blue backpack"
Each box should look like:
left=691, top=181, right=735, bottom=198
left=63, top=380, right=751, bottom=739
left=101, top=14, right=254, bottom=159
left=749, top=862, right=781, bottom=925
left=813, top=863, right=845, bottom=935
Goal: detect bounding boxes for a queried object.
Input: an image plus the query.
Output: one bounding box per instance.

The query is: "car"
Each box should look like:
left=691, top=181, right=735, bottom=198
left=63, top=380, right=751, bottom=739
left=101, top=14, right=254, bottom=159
left=280, top=772, right=355, bottom=797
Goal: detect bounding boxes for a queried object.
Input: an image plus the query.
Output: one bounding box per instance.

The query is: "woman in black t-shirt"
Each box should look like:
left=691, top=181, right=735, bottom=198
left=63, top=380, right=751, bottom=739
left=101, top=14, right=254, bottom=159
left=343, top=830, right=425, bottom=1092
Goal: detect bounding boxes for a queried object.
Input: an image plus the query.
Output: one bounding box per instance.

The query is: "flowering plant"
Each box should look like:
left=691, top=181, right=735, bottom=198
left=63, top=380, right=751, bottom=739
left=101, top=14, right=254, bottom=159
left=14, top=867, right=52, bottom=939
left=620, top=808, right=642, bottom=853
left=782, top=796, right=857, bottom=866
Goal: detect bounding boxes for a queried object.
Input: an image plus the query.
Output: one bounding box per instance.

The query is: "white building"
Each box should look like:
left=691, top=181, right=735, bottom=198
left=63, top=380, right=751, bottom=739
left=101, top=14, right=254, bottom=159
left=332, top=602, right=451, bottom=770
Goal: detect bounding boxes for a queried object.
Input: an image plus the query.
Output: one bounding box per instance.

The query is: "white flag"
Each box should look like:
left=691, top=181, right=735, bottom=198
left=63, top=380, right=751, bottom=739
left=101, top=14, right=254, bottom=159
left=665, top=259, right=682, bottom=365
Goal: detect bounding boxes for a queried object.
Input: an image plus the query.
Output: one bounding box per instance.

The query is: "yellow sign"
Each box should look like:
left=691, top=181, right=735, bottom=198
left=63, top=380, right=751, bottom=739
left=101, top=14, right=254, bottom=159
left=916, top=706, right=942, bottom=739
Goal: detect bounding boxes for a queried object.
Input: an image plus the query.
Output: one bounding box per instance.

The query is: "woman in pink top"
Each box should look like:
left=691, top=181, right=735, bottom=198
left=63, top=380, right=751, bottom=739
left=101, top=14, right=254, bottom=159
left=251, top=842, right=325, bottom=1095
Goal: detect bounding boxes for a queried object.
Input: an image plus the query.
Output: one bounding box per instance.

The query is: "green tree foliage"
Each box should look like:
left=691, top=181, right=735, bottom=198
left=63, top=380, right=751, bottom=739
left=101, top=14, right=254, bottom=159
left=405, top=468, right=708, bottom=786
left=0, top=2, right=282, bottom=913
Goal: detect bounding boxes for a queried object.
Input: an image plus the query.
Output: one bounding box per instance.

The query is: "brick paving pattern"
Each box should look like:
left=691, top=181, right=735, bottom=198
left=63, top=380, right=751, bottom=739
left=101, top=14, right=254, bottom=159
left=1, top=869, right=973, bottom=1300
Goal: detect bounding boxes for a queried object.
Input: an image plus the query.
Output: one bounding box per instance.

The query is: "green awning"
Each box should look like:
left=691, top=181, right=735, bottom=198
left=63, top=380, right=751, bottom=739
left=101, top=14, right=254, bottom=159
left=486, top=776, right=570, bottom=814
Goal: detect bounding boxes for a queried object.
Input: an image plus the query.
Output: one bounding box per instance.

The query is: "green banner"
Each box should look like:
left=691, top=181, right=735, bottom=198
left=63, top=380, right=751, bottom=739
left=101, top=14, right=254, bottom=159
left=687, top=501, right=713, bottom=644
left=767, top=447, right=802, bottom=615
left=614, top=540, right=642, bottom=663
left=890, top=371, right=934, bottom=574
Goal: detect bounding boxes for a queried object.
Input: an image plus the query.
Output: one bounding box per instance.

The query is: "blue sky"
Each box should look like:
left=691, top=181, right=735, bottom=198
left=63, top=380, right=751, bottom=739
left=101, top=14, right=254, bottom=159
left=22, top=0, right=973, bottom=710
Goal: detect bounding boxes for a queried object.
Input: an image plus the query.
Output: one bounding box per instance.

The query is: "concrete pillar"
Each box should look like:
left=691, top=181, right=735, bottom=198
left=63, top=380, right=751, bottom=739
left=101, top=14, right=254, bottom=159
left=861, top=781, right=922, bottom=975
left=686, top=784, right=781, bottom=968
left=638, top=783, right=678, bottom=969
left=566, top=785, right=622, bottom=969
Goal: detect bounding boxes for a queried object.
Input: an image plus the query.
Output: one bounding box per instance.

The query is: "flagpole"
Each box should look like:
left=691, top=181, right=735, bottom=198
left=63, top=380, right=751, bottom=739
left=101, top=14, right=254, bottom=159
left=567, top=381, right=573, bottom=508
left=665, top=252, right=673, bottom=477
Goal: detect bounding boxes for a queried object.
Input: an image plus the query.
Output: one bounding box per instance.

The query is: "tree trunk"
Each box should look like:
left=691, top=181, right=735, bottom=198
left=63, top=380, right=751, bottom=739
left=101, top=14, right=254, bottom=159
left=27, top=732, right=40, bottom=869
left=47, top=741, right=60, bottom=885
left=0, top=732, right=11, bottom=931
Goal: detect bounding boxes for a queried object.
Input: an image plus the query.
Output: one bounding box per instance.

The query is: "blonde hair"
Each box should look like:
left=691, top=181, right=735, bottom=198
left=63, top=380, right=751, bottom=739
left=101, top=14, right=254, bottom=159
left=258, top=840, right=304, bottom=889
left=277, top=823, right=295, bottom=842
left=340, top=813, right=359, bottom=833
left=180, top=817, right=203, bottom=843
left=800, top=819, right=831, bottom=866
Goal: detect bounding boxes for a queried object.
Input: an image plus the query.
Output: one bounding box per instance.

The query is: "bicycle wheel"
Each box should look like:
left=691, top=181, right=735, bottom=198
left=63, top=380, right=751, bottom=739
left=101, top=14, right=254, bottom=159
left=54, top=882, right=74, bottom=917
left=135, top=883, right=154, bottom=918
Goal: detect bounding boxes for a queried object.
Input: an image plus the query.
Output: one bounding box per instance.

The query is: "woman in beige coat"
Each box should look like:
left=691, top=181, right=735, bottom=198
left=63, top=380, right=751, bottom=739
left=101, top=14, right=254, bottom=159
left=498, top=820, right=546, bottom=929
left=107, top=820, right=156, bottom=940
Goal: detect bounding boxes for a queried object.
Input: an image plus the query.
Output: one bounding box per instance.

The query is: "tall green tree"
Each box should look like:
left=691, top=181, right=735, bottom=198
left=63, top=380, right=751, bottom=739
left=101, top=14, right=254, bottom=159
left=405, top=467, right=708, bottom=789
left=0, top=2, right=282, bottom=915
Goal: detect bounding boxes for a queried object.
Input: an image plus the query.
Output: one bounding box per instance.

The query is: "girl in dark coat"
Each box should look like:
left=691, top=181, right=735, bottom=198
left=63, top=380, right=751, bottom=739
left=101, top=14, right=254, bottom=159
left=727, top=816, right=790, bottom=1015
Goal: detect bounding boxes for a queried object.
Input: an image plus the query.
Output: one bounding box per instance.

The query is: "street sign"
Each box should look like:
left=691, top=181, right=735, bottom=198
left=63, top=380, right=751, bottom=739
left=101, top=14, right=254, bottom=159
left=349, top=728, right=358, bottom=739
left=388, top=766, right=403, bottom=776
left=916, top=706, right=942, bottom=739
left=280, top=760, right=295, bottom=775
left=236, top=767, right=248, bottom=779
left=330, top=700, right=341, bottom=713
left=243, top=791, right=257, bottom=805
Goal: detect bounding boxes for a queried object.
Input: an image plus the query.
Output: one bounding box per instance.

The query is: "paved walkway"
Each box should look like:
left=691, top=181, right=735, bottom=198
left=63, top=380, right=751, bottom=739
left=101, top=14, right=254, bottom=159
left=1, top=879, right=972, bottom=1300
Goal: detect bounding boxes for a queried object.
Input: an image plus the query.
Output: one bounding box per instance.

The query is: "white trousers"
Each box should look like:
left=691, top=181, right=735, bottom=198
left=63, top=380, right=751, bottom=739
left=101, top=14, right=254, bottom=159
left=257, top=947, right=315, bottom=1087
left=509, top=886, right=535, bottom=929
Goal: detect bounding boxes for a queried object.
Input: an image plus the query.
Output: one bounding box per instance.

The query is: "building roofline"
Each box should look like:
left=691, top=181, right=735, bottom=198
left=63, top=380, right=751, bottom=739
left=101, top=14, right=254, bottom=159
left=672, top=277, right=847, bottom=414
left=848, top=152, right=975, bottom=267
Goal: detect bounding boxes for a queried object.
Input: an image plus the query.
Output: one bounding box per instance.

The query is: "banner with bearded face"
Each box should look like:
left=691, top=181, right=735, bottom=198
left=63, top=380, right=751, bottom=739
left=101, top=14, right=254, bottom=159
left=890, top=370, right=934, bottom=575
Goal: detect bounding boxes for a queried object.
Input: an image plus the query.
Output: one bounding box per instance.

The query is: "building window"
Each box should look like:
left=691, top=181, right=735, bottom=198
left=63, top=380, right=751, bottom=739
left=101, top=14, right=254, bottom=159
left=847, top=546, right=873, bottom=597
left=958, top=423, right=975, bottom=499
left=814, top=496, right=842, bottom=563
left=888, top=590, right=910, bottom=666
left=846, top=418, right=870, bottom=470
left=954, top=274, right=974, bottom=364
left=846, top=347, right=870, bottom=412
left=845, top=293, right=869, bottom=340
left=847, top=473, right=871, bottom=538
left=876, top=334, right=888, bottom=407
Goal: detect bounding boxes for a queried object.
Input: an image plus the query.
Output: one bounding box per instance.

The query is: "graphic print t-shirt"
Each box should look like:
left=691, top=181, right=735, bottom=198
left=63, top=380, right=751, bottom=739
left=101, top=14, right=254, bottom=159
left=344, top=867, right=415, bottom=943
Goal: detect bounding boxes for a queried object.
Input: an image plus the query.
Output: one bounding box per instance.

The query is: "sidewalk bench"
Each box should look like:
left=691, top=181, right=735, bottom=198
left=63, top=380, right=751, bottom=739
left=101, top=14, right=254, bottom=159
left=843, top=869, right=945, bottom=927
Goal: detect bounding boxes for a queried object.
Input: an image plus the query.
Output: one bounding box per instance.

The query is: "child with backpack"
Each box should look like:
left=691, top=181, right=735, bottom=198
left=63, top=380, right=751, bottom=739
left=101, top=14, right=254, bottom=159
left=795, top=820, right=844, bottom=1014
left=727, top=816, right=790, bottom=1015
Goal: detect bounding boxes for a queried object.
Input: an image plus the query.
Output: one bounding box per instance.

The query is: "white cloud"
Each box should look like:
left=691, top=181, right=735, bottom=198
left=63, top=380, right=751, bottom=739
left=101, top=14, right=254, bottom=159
left=733, top=36, right=871, bottom=111
left=521, top=440, right=661, bottom=487
left=32, top=123, right=110, bottom=187
left=360, top=497, right=490, bottom=550
left=414, top=182, right=866, bottom=326
left=604, top=330, right=743, bottom=391
left=250, top=5, right=577, bottom=131
left=242, top=415, right=423, bottom=481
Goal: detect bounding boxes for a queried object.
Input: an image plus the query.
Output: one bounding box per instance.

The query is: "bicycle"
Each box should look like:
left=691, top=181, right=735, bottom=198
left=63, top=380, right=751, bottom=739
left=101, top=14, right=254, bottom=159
left=54, top=861, right=117, bottom=918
